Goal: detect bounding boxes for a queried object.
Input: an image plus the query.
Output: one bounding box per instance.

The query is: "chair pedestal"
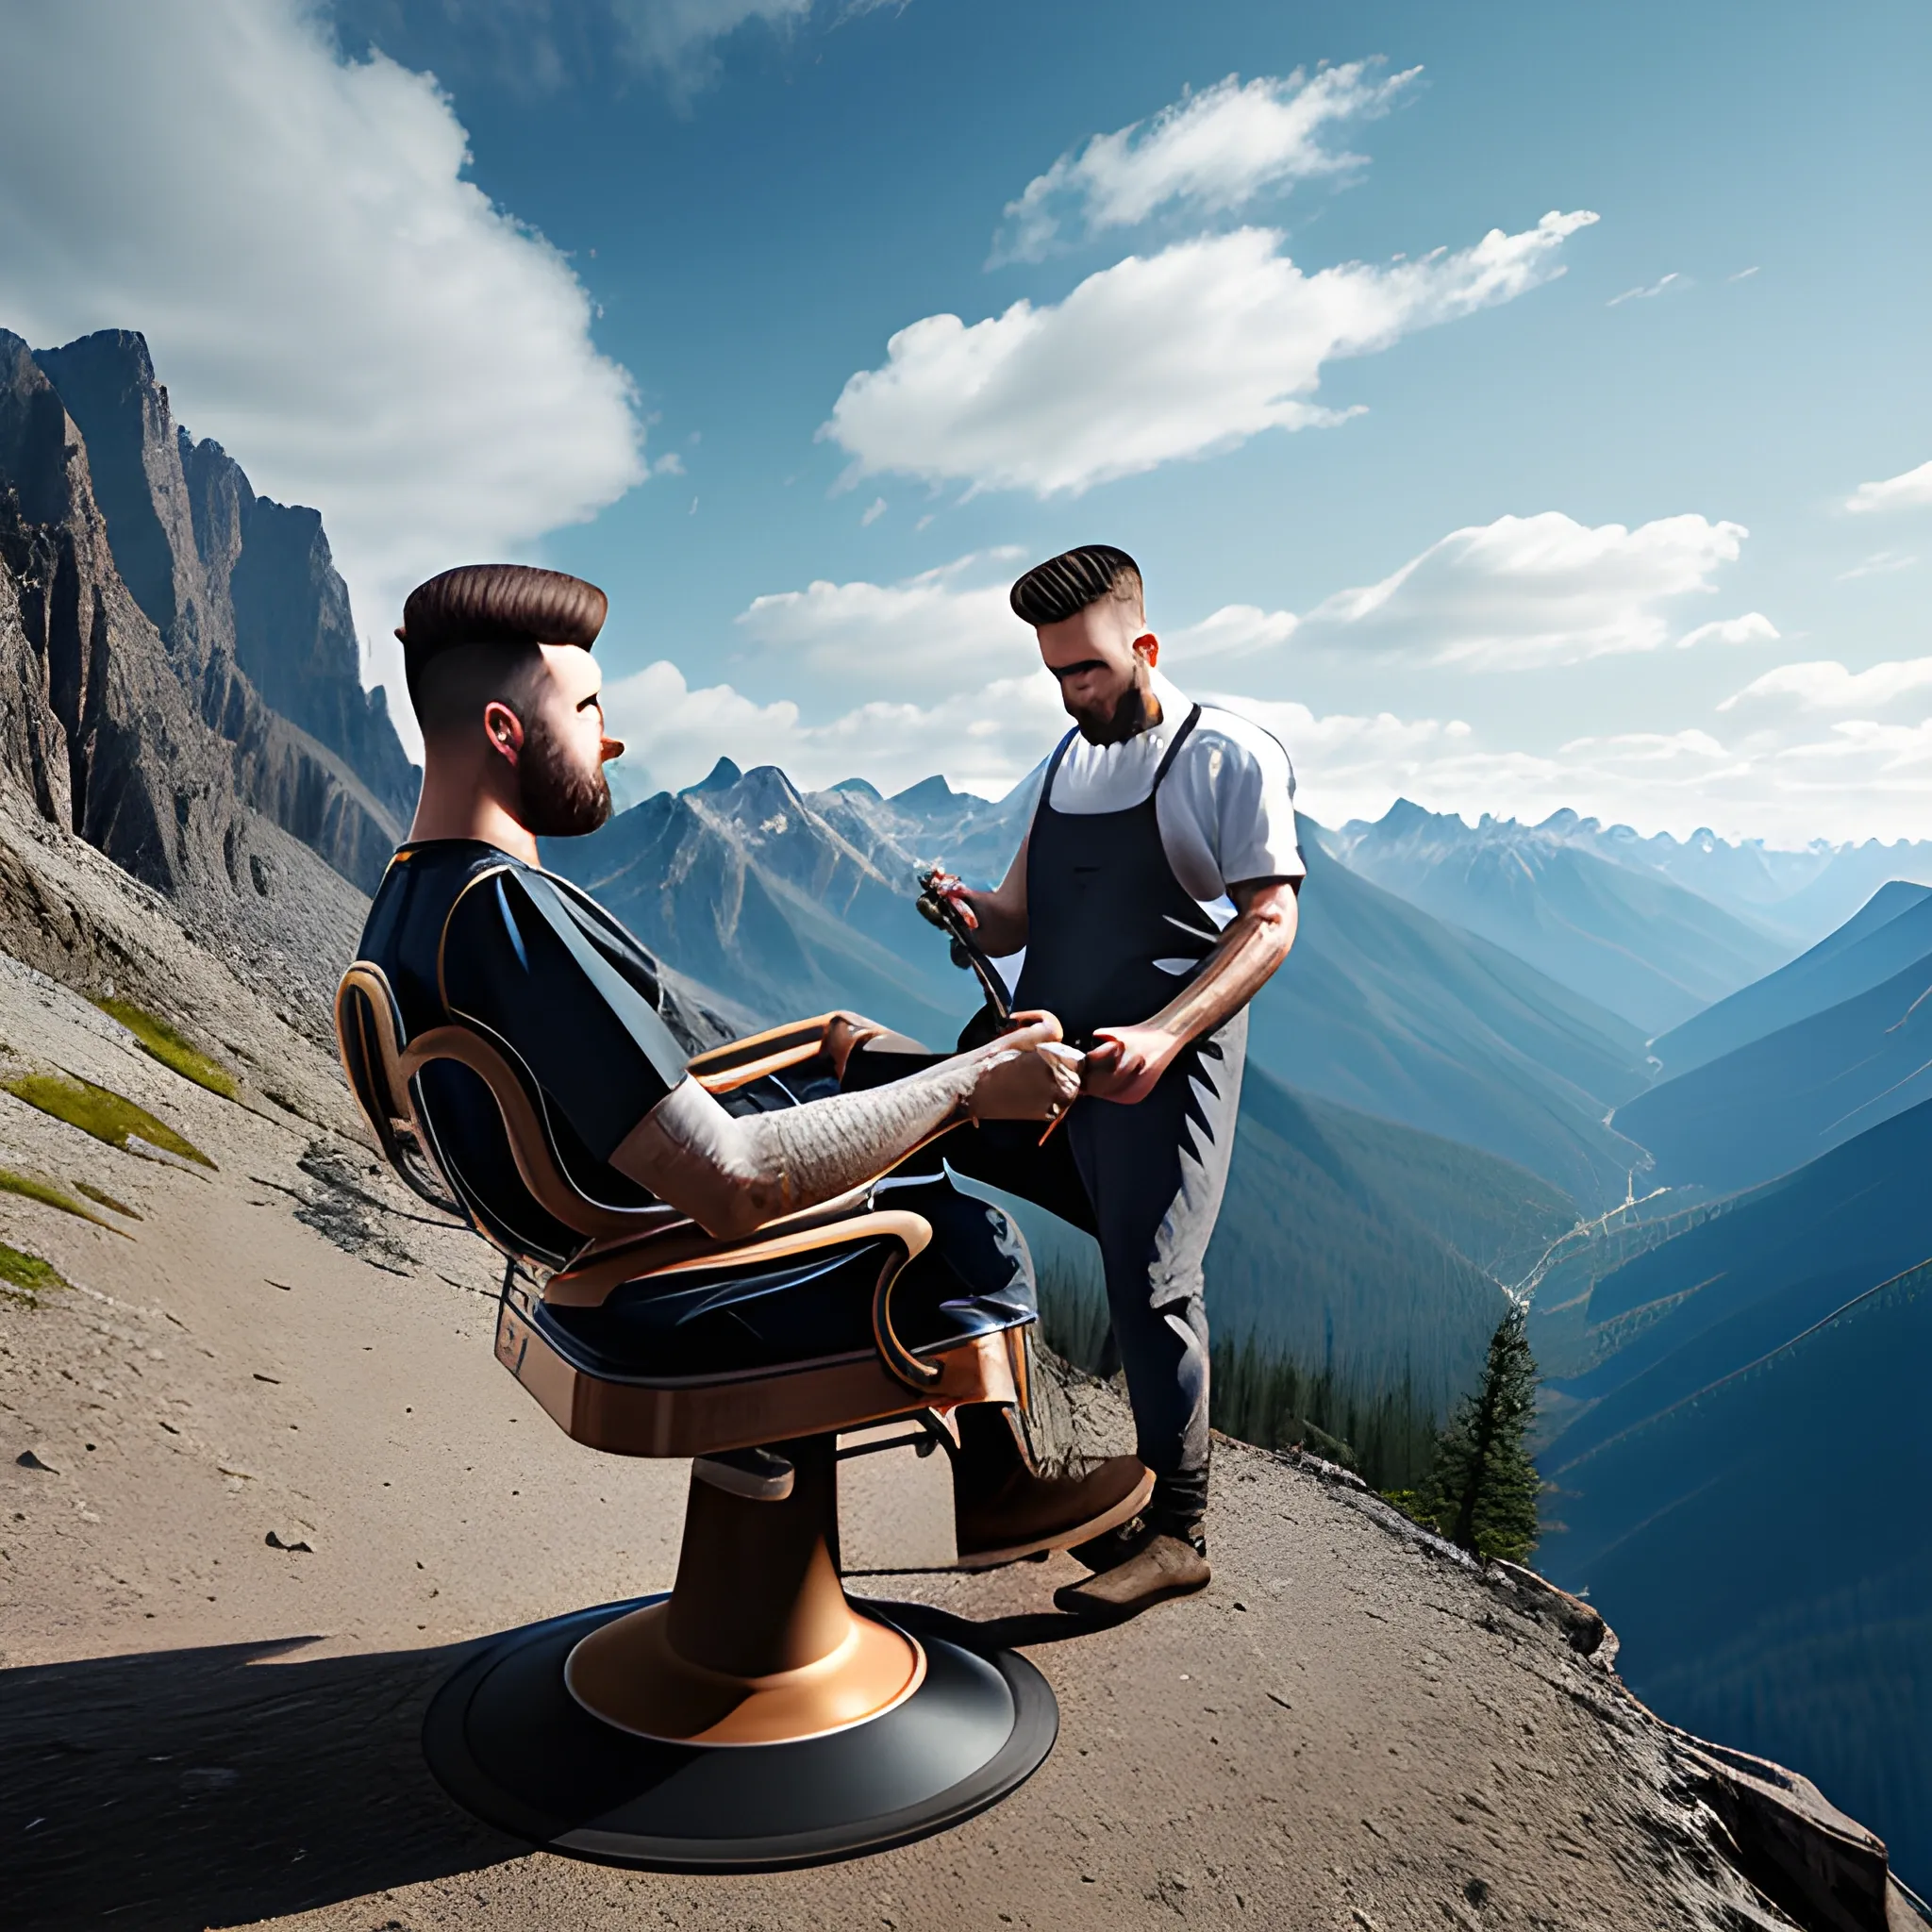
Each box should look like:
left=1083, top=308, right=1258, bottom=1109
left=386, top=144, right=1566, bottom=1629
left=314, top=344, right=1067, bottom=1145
left=564, top=1438, right=925, bottom=1745
left=420, top=1433, right=1058, bottom=1870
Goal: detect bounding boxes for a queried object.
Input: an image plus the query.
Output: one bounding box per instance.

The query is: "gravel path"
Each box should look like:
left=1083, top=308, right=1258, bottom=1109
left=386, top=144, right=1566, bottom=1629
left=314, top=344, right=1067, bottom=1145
left=0, top=964, right=1797, bottom=1932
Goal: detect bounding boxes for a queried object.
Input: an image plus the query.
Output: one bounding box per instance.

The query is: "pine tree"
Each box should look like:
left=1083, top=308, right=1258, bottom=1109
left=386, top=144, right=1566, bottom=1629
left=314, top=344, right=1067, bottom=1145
left=1424, top=1307, right=1541, bottom=1562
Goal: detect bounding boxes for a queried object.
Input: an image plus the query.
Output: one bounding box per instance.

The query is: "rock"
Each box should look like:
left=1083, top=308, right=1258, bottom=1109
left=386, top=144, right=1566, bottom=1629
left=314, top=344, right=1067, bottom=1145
left=3, top=328, right=414, bottom=903
left=15, top=1449, right=57, bottom=1473
left=263, top=1529, right=312, bottom=1553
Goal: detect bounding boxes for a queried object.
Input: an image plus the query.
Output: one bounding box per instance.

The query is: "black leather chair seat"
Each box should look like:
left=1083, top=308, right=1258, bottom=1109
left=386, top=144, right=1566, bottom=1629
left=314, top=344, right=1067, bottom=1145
left=539, top=1174, right=1036, bottom=1382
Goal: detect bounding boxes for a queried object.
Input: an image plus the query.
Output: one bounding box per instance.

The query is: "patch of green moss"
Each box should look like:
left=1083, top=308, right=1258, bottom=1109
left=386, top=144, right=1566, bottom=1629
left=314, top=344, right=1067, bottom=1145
left=92, top=997, right=240, bottom=1100
left=0, top=1166, right=116, bottom=1229
left=3, top=1072, right=215, bottom=1169
left=74, top=1180, right=142, bottom=1221
left=0, top=1241, right=67, bottom=1305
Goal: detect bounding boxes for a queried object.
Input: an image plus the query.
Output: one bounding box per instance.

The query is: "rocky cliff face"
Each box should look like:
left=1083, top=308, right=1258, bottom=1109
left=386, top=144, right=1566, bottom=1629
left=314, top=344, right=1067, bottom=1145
left=0, top=328, right=417, bottom=901
left=178, top=426, right=418, bottom=825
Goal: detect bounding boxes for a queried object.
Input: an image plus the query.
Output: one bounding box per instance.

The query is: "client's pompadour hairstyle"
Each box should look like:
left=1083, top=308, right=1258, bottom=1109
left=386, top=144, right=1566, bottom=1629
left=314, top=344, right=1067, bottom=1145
left=397, top=564, right=607, bottom=683
left=1009, top=544, right=1143, bottom=628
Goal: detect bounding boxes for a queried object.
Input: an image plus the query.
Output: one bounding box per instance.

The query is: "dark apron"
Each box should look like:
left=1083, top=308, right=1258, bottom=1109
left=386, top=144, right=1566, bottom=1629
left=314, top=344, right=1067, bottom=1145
left=1013, top=705, right=1222, bottom=1040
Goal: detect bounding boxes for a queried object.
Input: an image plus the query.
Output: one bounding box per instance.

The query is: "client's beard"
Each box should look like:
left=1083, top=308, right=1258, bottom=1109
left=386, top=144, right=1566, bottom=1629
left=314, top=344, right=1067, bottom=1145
left=516, top=715, right=612, bottom=837
left=1074, top=679, right=1157, bottom=747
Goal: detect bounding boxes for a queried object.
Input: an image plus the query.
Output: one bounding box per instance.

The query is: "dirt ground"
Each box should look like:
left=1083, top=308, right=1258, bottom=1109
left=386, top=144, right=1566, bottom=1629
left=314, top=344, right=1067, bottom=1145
left=0, top=958, right=1800, bottom=1932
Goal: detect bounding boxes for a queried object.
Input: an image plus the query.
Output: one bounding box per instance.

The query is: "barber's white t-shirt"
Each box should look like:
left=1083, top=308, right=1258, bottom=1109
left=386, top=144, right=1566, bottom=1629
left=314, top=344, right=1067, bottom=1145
left=1013, top=671, right=1303, bottom=934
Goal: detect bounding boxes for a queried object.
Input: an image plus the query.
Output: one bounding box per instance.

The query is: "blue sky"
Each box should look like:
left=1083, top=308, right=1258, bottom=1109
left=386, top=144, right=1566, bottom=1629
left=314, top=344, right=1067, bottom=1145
left=1, top=0, right=1927, bottom=841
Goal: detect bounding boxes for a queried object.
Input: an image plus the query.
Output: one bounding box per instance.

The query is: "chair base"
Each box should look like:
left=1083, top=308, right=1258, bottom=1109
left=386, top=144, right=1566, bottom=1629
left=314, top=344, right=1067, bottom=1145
left=563, top=1595, right=926, bottom=1745
left=423, top=1596, right=1058, bottom=1871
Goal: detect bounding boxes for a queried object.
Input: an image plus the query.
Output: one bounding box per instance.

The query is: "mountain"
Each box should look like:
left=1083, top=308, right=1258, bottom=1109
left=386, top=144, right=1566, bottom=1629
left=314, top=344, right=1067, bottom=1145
left=545, top=765, right=969, bottom=1042
left=1532, top=1100, right=1932, bottom=1885
left=1613, top=944, right=1932, bottom=1192
left=1333, top=802, right=1932, bottom=950
left=1, top=328, right=417, bottom=901
left=1652, top=880, right=1932, bottom=1075
left=1254, top=836, right=1649, bottom=1206
left=562, top=770, right=1653, bottom=1207
left=0, top=330, right=380, bottom=992
left=1536, top=1238, right=1932, bottom=1887
left=1205, top=1067, right=1567, bottom=1407
left=1319, top=800, right=1790, bottom=1035
left=1538, top=1095, right=1932, bottom=1467
left=1762, top=841, right=1932, bottom=943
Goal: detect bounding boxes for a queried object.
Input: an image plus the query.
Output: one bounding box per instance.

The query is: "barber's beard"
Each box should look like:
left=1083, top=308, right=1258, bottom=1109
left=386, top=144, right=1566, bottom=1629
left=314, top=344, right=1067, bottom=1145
left=516, top=716, right=612, bottom=838
left=1073, top=679, right=1156, bottom=747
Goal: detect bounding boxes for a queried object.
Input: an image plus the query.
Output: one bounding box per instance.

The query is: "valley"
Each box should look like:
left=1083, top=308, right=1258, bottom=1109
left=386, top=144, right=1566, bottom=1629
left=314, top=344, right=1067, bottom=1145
left=0, top=322, right=1925, bottom=1916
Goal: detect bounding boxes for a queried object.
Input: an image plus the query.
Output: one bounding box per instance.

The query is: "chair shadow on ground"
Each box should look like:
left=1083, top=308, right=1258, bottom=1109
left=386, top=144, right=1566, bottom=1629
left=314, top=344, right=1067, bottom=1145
left=1, top=1601, right=1108, bottom=1929
left=1, top=1633, right=515, bottom=1931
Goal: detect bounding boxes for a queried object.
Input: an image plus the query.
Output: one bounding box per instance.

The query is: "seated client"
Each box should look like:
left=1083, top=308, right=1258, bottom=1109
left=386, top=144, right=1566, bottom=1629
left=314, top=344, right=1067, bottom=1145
left=358, top=562, right=1141, bottom=1561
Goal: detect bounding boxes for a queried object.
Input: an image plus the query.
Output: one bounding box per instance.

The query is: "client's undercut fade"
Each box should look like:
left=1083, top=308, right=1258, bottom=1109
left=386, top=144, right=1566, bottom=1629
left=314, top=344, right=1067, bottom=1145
left=1009, top=544, right=1143, bottom=629
left=397, top=563, right=607, bottom=735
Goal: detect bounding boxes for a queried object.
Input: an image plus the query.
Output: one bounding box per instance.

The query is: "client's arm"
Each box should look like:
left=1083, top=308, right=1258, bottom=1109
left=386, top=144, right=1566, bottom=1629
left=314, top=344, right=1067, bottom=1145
left=610, top=1018, right=1077, bottom=1240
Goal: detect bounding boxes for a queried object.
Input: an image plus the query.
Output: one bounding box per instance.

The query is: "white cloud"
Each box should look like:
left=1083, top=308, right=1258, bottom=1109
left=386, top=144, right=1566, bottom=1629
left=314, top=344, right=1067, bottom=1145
left=1719, top=657, right=1932, bottom=712
left=992, top=62, right=1421, bottom=265
left=1295, top=511, right=1755, bottom=670
left=605, top=648, right=1932, bottom=845
left=1838, top=549, right=1917, bottom=581
left=734, top=550, right=1032, bottom=701
left=601, top=658, right=1067, bottom=796
left=1846, top=458, right=1932, bottom=514
left=1674, top=611, right=1778, bottom=650
left=1171, top=603, right=1300, bottom=661
left=859, top=495, right=888, bottom=525
left=608, top=0, right=812, bottom=95
left=0, top=0, right=647, bottom=747
left=1284, top=715, right=1932, bottom=846
left=1607, top=272, right=1680, bottom=307
left=824, top=211, right=1598, bottom=497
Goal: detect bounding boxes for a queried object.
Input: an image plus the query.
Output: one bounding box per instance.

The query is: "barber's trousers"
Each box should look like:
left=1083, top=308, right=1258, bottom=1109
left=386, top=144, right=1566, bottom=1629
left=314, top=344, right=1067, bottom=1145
left=943, top=1008, right=1247, bottom=1530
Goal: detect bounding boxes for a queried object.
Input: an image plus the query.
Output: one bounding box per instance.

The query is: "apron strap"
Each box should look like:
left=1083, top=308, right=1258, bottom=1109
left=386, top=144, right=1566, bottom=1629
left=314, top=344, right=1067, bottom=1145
left=1151, top=704, right=1203, bottom=791
left=1033, top=726, right=1080, bottom=822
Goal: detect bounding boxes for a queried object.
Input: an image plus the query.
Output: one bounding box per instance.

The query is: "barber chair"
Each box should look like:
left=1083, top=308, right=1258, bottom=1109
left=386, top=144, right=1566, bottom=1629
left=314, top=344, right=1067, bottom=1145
left=336, top=968, right=1141, bottom=1869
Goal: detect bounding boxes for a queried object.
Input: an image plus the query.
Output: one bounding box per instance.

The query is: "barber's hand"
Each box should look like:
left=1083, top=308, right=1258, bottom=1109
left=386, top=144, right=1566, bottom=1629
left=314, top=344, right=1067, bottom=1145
left=923, top=866, right=982, bottom=930
left=967, top=1020, right=1082, bottom=1122
left=1082, top=1024, right=1181, bottom=1106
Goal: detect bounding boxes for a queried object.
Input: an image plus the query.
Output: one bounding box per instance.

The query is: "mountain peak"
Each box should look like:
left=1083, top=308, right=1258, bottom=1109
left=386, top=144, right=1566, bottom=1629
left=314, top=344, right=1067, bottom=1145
left=891, top=774, right=959, bottom=812
left=686, top=756, right=742, bottom=795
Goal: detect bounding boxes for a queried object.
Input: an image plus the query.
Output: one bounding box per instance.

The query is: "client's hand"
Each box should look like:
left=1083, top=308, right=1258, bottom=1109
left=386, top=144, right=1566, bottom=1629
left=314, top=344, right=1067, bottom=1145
left=967, top=1019, right=1082, bottom=1122
left=822, top=1010, right=887, bottom=1081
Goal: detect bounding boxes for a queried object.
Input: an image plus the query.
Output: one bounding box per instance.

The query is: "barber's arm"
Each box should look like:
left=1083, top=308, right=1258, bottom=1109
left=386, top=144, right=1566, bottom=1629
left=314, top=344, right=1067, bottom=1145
left=1082, top=876, right=1300, bottom=1106
left=610, top=1017, right=1079, bottom=1240
left=928, top=832, right=1029, bottom=958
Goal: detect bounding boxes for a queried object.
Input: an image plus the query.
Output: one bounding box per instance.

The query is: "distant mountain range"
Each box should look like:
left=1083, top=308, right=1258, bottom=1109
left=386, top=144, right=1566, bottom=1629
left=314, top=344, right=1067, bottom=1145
left=1331, top=799, right=1932, bottom=953
left=1614, top=933, right=1932, bottom=1195
left=1651, top=879, right=1932, bottom=1075
left=1532, top=1096, right=1932, bottom=1885
left=554, top=761, right=1616, bottom=1432
left=1317, top=800, right=1790, bottom=1036
left=557, top=762, right=1654, bottom=1208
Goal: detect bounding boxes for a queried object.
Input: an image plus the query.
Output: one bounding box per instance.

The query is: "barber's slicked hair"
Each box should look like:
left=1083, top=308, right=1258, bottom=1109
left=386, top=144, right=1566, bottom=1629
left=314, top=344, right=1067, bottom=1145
left=1009, top=544, right=1143, bottom=628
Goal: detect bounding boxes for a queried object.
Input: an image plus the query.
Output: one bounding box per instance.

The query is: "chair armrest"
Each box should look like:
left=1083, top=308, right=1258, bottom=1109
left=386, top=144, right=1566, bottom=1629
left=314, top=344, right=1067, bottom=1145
left=687, top=1015, right=841, bottom=1094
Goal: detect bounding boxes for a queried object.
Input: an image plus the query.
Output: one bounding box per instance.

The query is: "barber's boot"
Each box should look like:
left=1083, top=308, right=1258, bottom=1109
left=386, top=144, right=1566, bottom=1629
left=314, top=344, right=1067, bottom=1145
left=952, top=1405, right=1152, bottom=1571
left=1054, top=1517, right=1210, bottom=1621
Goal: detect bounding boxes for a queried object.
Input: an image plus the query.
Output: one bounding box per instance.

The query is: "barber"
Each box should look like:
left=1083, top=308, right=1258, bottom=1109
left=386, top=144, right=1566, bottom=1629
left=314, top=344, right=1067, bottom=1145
left=932, top=544, right=1303, bottom=1620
